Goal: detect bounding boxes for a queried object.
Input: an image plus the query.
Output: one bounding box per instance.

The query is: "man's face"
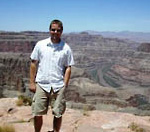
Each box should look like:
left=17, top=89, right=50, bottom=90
left=50, top=23, right=62, bottom=43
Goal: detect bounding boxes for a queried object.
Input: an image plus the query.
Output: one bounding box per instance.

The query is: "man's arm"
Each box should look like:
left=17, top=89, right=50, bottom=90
left=30, top=60, right=38, bottom=93
left=64, top=66, right=71, bottom=87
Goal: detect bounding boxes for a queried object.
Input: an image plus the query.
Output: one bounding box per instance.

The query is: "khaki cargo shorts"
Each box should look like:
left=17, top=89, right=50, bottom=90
left=32, top=84, right=66, bottom=118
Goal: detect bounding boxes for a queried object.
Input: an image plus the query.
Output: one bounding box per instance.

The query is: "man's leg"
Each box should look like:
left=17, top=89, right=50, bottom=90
left=53, top=116, right=62, bottom=132
left=32, top=84, right=49, bottom=132
left=51, top=87, right=66, bottom=132
left=34, top=116, right=43, bottom=132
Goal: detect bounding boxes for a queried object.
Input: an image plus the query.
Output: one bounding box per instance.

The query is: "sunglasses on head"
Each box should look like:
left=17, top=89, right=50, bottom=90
left=51, top=29, right=62, bottom=33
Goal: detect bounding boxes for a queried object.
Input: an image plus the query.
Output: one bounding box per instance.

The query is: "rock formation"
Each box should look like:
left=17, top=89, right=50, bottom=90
left=0, top=98, right=150, bottom=132
left=0, top=31, right=150, bottom=116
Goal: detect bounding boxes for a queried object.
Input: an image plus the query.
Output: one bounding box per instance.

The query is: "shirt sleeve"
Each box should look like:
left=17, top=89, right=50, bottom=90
left=30, top=42, right=40, bottom=61
left=65, top=47, right=74, bottom=67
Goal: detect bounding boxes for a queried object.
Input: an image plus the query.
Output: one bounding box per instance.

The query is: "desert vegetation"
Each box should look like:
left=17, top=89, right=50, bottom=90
left=0, top=124, right=15, bottom=132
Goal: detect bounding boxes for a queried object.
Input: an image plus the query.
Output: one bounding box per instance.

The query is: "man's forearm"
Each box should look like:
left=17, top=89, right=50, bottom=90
left=29, top=60, right=38, bottom=93
left=30, top=60, right=37, bottom=84
left=64, top=66, right=71, bottom=87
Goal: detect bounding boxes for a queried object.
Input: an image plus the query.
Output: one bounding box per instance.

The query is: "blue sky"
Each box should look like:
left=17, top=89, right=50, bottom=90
left=0, top=0, right=150, bottom=33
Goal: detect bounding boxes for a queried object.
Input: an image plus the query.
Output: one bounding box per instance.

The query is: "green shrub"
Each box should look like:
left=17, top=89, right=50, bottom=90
left=129, top=122, right=138, bottom=131
left=82, top=105, right=92, bottom=116
left=0, top=124, right=15, bottom=132
left=16, top=98, right=24, bottom=106
left=128, top=122, right=145, bottom=132
left=16, top=95, right=32, bottom=106
left=136, top=128, right=145, bottom=132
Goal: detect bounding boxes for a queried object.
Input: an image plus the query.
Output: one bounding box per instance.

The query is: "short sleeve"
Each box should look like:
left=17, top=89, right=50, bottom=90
left=30, top=43, right=40, bottom=61
left=65, top=47, right=74, bottom=67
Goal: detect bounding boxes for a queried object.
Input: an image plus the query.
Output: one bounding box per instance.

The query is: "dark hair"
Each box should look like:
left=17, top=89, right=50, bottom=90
left=49, top=19, right=63, bottom=31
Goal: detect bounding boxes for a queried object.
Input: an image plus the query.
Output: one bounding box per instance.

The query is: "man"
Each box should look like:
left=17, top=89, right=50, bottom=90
left=30, top=19, right=74, bottom=132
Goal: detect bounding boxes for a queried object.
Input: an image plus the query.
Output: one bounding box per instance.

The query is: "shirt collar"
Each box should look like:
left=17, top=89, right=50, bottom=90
left=47, top=37, right=64, bottom=48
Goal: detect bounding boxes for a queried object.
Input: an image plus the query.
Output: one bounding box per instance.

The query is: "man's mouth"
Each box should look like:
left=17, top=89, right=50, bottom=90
left=52, top=35, right=57, bottom=39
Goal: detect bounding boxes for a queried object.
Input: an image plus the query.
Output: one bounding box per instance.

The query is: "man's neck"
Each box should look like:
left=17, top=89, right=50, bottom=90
left=51, top=38, right=61, bottom=44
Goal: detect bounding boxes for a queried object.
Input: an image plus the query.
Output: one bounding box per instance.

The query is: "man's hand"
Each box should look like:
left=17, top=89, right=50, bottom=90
left=29, top=83, right=36, bottom=93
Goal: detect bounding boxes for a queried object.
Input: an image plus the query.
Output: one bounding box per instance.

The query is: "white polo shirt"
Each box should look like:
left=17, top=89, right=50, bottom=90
left=30, top=37, right=74, bottom=92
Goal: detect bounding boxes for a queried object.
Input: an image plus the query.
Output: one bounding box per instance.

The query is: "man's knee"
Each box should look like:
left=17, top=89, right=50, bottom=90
left=34, top=116, right=43, bottom=124
left=34, top=116, right=42, bottom=120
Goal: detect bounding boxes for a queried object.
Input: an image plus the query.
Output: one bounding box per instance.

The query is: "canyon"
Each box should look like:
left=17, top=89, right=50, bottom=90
left=0, top=31, right=150, bottom=116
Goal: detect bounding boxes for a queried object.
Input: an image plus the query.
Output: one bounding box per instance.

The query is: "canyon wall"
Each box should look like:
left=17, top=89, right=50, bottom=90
left=1, top=31, right=150, bottom=115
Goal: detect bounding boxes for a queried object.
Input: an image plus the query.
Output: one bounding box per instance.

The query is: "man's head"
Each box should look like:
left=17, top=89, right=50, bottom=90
left=49, top=19, right=63, bottom=44
left=49, top=19, right=63, bottom=31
